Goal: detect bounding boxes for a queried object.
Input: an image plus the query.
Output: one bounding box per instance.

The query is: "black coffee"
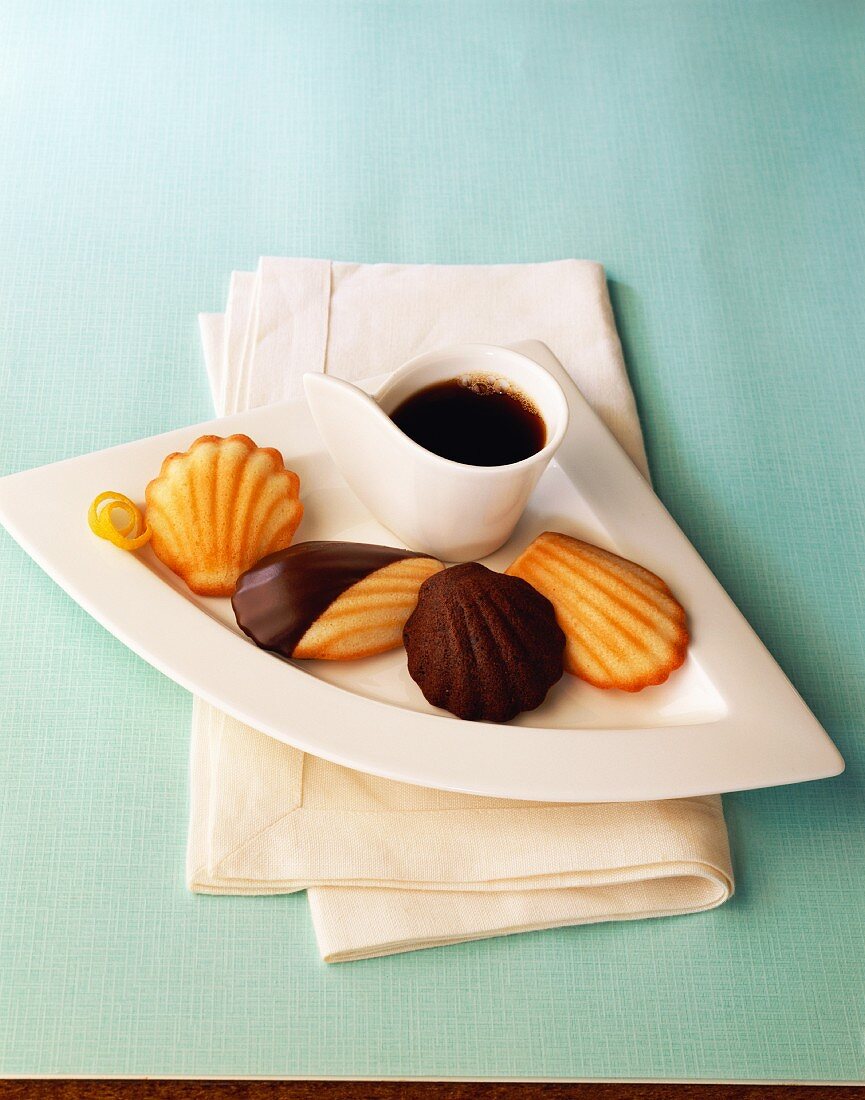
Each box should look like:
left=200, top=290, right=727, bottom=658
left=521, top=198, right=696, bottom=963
left=390, top=377, right=546, bottom=466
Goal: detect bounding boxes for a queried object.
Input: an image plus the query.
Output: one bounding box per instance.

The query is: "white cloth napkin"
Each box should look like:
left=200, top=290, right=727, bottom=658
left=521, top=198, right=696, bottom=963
left=189, top=258, right=733, bottom=962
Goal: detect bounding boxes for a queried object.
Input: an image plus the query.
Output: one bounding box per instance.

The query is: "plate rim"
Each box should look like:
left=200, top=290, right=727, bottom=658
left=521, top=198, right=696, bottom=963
left=0, top=355, right=844, bottom=801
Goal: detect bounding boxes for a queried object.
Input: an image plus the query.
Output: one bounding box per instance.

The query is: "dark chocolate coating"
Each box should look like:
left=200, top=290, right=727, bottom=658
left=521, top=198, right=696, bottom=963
left=403, top=562, right=565, bottom=722
left=233, top=540, right=426, bottom=657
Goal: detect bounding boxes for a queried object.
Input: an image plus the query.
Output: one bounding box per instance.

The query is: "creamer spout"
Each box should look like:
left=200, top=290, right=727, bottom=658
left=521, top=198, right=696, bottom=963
left=303, top=372, right=412, bottom=517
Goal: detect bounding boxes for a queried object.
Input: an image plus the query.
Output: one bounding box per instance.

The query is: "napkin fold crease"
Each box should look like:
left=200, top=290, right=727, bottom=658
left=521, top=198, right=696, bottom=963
left=190, top=257, right=733, bottom=963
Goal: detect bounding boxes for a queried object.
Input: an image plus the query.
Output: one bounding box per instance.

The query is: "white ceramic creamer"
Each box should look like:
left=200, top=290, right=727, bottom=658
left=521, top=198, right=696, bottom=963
left=303, top=343, right=569, bottom=561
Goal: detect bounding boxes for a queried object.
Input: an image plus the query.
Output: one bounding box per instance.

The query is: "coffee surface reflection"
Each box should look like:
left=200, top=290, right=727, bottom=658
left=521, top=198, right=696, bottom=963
left=390, top=376, right=546, bottom=466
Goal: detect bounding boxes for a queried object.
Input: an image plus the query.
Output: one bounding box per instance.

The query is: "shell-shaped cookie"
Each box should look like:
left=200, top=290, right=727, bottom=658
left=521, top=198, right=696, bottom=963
left=293, top=555, right=444, bottom=660
left=145, top=434, right=303, bottom=596
left=232, top=541, right=443, bottom=661
left=403, top=562, right=565, bottom=722
left=506, top=532, right=688, bottom=691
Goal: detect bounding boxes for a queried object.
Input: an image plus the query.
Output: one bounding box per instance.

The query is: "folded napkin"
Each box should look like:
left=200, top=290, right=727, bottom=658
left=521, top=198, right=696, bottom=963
left=190, top=258, right=733, bottom=962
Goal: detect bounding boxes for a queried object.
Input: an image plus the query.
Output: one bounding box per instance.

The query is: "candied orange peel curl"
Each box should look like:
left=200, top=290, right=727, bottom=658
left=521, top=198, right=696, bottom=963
left=88, top=491, right=151, bottom=551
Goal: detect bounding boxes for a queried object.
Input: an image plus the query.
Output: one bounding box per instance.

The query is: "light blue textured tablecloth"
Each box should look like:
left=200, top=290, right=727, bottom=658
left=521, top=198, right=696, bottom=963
left=1, top=0, right=863, bottom=1081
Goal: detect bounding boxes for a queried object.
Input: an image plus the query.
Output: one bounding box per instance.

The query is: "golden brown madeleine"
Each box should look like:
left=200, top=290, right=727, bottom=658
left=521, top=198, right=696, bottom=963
left=233, top=541, right=443, bottom=661
left=293, top=554, right=444, bottom=660
left=145, top=434, right=303, bottom=597
left=506, top=531, right=688, bottom=691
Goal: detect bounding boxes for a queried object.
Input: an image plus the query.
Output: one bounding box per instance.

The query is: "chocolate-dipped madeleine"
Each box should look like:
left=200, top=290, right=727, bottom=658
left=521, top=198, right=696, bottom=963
left=403, top=562, right=565, bottom=722
left=233, top=541, right=443, bottom=660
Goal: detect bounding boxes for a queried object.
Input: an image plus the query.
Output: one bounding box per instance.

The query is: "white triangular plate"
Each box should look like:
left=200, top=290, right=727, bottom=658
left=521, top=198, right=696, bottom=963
left=0, top=345, right=843, bottom=801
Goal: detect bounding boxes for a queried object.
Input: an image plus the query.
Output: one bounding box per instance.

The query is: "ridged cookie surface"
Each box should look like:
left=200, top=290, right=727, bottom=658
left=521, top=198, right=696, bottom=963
left=294, top=555, right=444, bottom=660
left=505, top=531, right=688, bottom=691
left=403, top=562, right=565, bottom=722
left=232, top=541, right=443, bottom=661
left=145, top=434, right=303, bottom=597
